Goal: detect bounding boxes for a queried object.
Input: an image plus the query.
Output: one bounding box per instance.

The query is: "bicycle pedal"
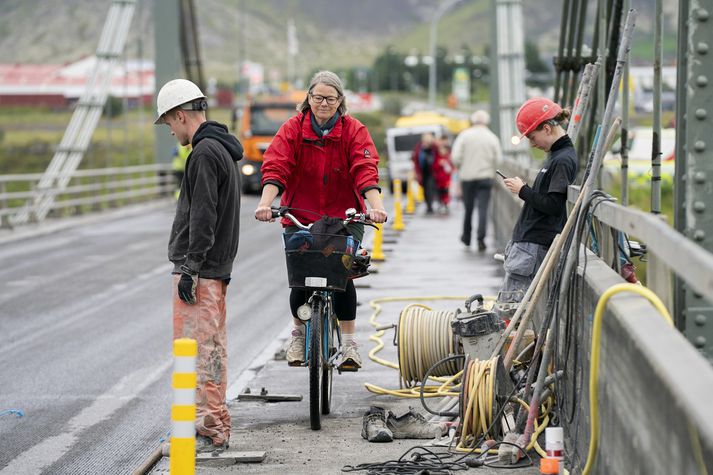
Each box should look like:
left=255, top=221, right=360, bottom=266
left=337, top=362, right=360, bottom=372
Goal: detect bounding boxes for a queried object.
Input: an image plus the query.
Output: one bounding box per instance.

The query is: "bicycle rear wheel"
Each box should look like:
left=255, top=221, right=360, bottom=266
left=321, top=311, right=337, bottom=415
left=309, top=298, right=323, bottom=430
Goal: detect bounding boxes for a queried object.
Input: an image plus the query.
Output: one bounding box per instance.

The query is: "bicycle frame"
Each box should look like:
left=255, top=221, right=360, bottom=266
left=304, top=290, right=342, bottom=368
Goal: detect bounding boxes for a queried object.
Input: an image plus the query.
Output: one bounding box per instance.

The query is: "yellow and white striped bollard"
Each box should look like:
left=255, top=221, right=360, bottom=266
left=170, top=338, right=197, bottom=475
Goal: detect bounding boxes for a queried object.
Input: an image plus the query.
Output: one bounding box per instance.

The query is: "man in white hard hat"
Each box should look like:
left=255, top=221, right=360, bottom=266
left=451, top=110, right=501, bottom=251
left=156, top=78, right=243, bottom=453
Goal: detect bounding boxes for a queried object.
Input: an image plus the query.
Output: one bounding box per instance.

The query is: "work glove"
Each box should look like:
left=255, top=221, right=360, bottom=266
left=178, top=265, right=198, bottom=304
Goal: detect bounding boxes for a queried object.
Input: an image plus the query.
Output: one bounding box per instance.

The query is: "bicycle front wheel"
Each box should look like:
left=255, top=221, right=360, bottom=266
left=321, top=312, right=337, bottom=415
left=308, top=298, right=323, bottom=430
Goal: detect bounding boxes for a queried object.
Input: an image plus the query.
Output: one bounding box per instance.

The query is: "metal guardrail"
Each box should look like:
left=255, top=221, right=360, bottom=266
left=495, top=159, right=713, bottom=318
left=566, top=185, right=713, bottom=316
left=0, top=163, right=174, bottom=229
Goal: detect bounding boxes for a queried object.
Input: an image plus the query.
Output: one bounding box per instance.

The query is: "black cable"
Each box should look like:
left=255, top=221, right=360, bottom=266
left=419, top=354, right=465, bottom=417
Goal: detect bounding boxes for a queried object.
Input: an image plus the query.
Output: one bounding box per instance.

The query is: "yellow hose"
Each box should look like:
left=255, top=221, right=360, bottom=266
left=582, top=283, right=673, bottom=475
left=365, top=295, right=484, bottom=397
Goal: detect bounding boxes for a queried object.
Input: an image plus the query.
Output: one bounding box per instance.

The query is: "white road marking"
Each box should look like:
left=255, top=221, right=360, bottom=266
left=0, top=359, right=171, bottom=474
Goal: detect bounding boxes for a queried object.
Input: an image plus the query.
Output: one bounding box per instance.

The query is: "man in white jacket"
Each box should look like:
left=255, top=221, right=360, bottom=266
left=451, top=110, right=501, bottom=251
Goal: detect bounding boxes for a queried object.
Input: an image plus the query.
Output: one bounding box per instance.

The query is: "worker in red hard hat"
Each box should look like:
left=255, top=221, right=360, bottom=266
left=499, top=97, right=577, bottom=300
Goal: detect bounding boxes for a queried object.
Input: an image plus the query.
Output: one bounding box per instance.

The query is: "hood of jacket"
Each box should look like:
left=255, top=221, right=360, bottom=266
left=192, top=121, right=243, bottom=162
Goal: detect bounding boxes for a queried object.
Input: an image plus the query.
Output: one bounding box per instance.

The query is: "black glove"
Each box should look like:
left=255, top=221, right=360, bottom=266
left=177, top=266, right=198, bottom=304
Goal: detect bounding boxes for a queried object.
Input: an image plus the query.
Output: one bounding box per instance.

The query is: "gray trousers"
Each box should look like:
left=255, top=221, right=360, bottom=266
left=499, top=240, right=550, bottom=301
left=460, top=179, right=492, bottom=243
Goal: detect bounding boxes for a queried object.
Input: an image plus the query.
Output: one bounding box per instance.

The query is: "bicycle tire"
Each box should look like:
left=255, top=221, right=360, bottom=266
left=321, top=306, right=336, bottom=415
left=309, top=298, right=323, bottom=430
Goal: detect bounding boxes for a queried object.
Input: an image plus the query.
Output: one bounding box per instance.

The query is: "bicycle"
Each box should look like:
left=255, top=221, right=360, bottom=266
left=271, top=206, right=376, bottom=430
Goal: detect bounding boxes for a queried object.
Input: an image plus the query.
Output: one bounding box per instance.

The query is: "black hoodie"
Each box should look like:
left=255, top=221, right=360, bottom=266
left=168, top=121, right=244, bottom=278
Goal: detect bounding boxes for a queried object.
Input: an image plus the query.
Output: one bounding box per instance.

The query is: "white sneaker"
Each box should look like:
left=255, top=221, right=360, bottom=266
left=339, top=341, right=362, bottom=370
left=286, top=329, right=305, bottom=366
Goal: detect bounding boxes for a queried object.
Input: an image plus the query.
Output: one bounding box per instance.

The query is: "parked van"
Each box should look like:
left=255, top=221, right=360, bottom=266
left=385, top=124, right=449, bottom=191
left=385, top=111, right=468, bottom=191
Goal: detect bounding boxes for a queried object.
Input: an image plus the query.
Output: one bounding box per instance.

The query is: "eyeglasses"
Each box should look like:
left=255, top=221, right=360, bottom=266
left=310, top=94, right=341, bottom=105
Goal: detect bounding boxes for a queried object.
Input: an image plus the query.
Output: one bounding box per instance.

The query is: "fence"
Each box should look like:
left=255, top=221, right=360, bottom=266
left=0, top=163, right=174, bottom=229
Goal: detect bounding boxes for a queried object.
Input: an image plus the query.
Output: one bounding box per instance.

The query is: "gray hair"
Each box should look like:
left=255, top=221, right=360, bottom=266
left=470, top=110, right=490, bottom=125
left=298, top=70, right=347, bottom=115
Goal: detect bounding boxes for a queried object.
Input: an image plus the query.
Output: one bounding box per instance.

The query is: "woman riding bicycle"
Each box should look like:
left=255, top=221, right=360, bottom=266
left=254, top=70, right=388, bottom=370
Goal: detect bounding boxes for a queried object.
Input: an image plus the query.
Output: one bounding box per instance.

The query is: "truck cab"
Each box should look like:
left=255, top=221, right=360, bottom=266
left=235, top=96, right=299, bottom=193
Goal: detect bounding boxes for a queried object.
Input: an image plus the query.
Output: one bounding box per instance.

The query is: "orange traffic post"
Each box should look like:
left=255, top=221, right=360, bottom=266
left=392, top=179, right=405, bottom=231
left=371, top=223, right=386, bottom=261
left=170, top=338, right=197, bottom=475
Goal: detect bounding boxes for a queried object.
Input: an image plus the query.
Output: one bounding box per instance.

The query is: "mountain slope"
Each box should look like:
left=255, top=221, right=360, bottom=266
left=0, top=0, right=678, bottom=82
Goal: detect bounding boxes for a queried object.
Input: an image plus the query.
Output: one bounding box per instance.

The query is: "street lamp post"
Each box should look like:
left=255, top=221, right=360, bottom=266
left=428, top=0, right=464, bottom=107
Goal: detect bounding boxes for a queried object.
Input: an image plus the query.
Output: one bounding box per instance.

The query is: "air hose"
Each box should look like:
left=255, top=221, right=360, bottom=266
left=365, top=296, right=470, bottom=398
left=581, top=283, right=673, bottom=475
left=398, top=304, right=461, bottom=387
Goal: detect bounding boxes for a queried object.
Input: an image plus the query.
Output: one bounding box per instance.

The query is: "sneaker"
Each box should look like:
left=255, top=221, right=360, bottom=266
left=196, top=435, right=228, bottom=454
left=286, top=329, right=305, bottom=366
left=386, top=407, right=444, bottom=439
left=361, top=407, right=393, bottom=442
left=339, top=341, right=362, bottom=370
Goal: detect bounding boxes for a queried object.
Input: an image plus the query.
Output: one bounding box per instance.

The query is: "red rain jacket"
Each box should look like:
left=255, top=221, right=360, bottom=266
left=261, top=111, right=380, bottom=227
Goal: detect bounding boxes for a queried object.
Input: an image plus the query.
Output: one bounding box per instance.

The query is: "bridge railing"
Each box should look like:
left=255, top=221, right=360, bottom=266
left=0, top=163, right=174, bottom=229
left=491, top=160, right=713, bottom=471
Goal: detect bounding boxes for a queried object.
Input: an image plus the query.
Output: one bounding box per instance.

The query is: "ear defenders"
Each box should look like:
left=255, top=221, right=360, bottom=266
left=180, top=99, right=208, bottom=111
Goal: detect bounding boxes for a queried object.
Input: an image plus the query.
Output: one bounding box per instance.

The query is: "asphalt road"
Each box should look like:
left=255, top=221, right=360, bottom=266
left=0, top=195, right=290, bottom=475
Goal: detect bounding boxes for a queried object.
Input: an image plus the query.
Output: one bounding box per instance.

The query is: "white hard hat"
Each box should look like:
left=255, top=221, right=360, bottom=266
left=154, top=79, right=206, bottom=124
left=470, top=110, right=490, bottom=125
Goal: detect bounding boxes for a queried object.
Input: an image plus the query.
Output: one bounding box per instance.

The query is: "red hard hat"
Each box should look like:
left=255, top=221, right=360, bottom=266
left=516, top=97, right=563, bottom=138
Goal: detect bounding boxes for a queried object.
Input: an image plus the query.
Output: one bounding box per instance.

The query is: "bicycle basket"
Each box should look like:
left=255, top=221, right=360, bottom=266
left=283, top=231, right=359, bottom=291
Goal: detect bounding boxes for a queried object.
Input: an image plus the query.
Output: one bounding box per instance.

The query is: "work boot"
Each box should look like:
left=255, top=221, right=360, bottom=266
left=286, top=329, right=305, bottom=366
left=195, top=435, right=228, bottom=454
left=361, top=406, right=393, bottom=442
left=386, top=407, right=444, bottom=439
left=339, top=341, right=362, bottom=371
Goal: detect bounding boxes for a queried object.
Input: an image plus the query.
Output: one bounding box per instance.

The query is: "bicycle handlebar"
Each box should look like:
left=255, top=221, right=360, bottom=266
left=270, top=206, right=378, bottom=230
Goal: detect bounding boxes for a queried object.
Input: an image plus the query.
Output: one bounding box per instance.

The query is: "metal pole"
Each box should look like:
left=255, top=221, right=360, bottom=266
left=428, top=0, right=462, bottom=107
left=673, top=0, right=689, bottom=331
left=489, top=0, right=500, bottom=138
left=651, top=0, right=663, bottom=214
left=621, top=0, right=630, bottom=206
left=553, top=0, right=571, bottom=103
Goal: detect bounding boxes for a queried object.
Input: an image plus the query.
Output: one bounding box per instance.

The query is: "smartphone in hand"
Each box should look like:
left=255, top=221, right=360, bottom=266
left=496, top=170, right=508, bottom=179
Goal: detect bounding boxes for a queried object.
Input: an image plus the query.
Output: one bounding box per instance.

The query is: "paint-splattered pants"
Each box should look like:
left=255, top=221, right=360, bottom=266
left=172, top=275, right=230, bottom=445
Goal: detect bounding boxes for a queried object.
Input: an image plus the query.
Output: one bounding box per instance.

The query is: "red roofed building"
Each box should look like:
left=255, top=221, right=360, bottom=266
left=0, top=56, right=155, bottom=108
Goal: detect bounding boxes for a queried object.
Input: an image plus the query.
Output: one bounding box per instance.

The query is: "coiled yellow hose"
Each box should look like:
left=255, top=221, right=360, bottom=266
left=365, top=296, right=470, bottom=398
